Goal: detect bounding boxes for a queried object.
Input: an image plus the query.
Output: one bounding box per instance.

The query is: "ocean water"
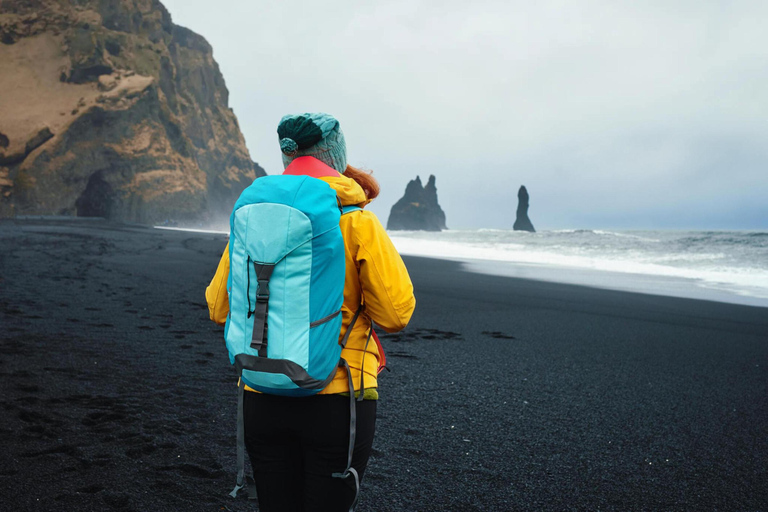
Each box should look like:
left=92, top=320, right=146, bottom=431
left=161, top=224, right=768, bottom=308
left=387, top=229, right=768, bottom=308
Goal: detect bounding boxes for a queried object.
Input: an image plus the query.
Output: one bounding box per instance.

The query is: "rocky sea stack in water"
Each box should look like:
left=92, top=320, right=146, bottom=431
left=0, top=0, right=265, bottom=224
left=387, top=175, right=447, bottom=231
left=513, top=185, right=535, bottom=232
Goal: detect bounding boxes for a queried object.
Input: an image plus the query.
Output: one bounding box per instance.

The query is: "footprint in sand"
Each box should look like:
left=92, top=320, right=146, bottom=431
left=381, top=328, right=462, bottom=342
left=81, top=411, right=127, bottom=427
left=388, top=352, right=418, bottom=360
left=20, top=443, right=79, bottom=458
left=481, top=330, right=517, bottom=340
left=76, top=484, right=104, bottom=494
left=102, top=492, right=131, bottom=509
left=155, top=463, right=224, bottom=479
left=15, top=384, right=40, bottom=393
left=125, top=443, right=157, bottom=458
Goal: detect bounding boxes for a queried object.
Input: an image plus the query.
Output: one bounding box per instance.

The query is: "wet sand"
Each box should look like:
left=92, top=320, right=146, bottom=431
left=1, top=218, right=766, bottom=511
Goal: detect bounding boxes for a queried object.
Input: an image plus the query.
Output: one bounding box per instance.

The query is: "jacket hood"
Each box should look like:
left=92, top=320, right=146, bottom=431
left=320, top=174, right=370, bottom=207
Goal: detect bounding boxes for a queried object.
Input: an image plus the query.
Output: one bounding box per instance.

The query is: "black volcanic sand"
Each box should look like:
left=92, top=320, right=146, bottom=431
left=1, top=219, right=767, bottom=511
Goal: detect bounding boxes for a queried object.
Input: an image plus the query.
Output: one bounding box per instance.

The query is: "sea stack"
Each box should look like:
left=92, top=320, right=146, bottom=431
left=0, top=0, right=265, bottom=224
left=387, top=175, right=447, bottom=231
left=513, top=185, right=535, bottom=232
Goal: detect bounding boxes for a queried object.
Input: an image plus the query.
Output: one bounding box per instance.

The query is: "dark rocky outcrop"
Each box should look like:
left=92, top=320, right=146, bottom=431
left=513, top=185, right=535, bottom=232
left=387, top=175, right=447, bottom=231
left=0, top=0, right=265, bottom=224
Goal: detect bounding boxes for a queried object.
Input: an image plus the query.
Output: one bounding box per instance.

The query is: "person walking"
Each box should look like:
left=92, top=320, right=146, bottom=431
left=206, top=112, right=415, bottom=512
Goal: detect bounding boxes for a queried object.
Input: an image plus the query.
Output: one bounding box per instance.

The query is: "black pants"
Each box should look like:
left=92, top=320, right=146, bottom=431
left=243, top=391, right=377, bottom=512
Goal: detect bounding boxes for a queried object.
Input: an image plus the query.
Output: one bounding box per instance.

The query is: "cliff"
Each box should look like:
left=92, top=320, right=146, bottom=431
left=0, top=0, right=265, bottom=224
left=513, top=185, right=535, bottom=232
left=387, top=175, right=447, bottom=231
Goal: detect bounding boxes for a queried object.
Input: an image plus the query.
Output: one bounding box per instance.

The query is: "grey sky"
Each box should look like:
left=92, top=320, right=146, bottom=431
left=162, top=0, right=767, bottom=229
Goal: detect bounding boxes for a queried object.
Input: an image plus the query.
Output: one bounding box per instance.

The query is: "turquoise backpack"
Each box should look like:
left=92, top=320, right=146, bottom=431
left=225, top=174, right=363, bottom=502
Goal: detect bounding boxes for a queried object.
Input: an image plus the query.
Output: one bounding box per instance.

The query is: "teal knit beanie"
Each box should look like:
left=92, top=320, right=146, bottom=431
left=277, top=113, right=347, bottom=173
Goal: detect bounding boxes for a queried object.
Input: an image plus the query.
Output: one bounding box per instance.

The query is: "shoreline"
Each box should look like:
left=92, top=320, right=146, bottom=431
left=459, top=256, right=768, bottom=309
left=152, top=222, right=768, bottom=309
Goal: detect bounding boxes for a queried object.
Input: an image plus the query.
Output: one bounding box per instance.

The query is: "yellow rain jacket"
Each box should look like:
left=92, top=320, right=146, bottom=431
left=205, top=173, right=415, bottom=395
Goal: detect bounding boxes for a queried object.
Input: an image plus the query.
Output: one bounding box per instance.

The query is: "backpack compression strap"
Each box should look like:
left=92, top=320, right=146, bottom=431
left=248, top=261, right=274, bottom=357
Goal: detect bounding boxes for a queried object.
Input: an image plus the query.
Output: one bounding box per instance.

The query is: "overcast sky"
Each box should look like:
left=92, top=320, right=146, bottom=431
left=162, top=0, right=767, bottom=230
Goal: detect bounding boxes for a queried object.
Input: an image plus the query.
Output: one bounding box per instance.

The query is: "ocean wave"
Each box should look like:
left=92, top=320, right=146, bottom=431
left=677, top=233, right=768, bottom=248
left=555, top=229, right=595, bottom=235
left=545, top=229, right=660, bottom=242
left=388, top=231, right=768, bottom=302
left=592, top=230, right=661, bottom=242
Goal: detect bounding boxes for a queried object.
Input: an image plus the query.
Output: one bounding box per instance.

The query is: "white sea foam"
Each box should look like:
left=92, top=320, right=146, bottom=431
left=388, top=229, right=768, bottom=307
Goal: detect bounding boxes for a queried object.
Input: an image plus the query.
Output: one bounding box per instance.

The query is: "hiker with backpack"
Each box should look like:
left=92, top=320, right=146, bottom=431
left=206, top=113, right=416, bottom=512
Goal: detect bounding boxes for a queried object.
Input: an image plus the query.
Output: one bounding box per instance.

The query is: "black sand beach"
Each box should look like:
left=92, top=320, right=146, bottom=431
left=1, top=218, right=766, bottom=511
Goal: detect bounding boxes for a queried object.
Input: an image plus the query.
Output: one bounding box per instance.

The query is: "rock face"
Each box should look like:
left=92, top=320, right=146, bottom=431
left=513, top=185, right=535, bottom=232
left=0, top=0, right=265, bottom=224
left=387, top=175, right=447, bottom=231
